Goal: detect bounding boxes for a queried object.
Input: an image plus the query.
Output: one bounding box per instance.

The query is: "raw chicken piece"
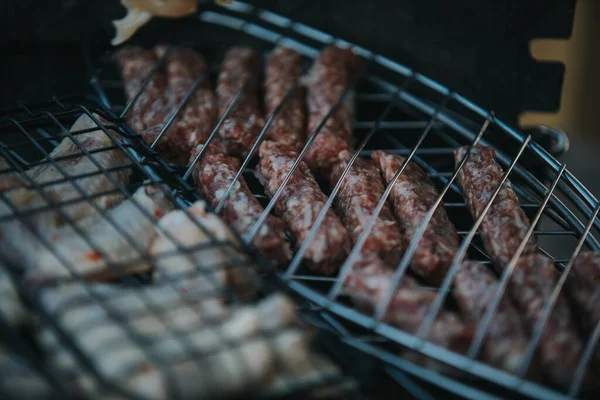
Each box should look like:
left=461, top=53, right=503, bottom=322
left=26, top=114, right=132, bottom=223
left=38, top=283, right=305, bottom=400
left=25, top=184, right=173, bottom=282
left=112, top=0, right=232, bottom=46
left=151, top=200, right=255, bottom=300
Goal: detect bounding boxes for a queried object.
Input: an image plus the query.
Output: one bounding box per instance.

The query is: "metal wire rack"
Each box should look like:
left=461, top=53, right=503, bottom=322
left=81, top=1, right=600, bottom=399
left=2, top=0, right=599, bottom=399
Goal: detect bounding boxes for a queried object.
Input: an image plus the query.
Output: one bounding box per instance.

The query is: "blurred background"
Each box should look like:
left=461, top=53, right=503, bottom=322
left=521, top=0, right=600, bottom=197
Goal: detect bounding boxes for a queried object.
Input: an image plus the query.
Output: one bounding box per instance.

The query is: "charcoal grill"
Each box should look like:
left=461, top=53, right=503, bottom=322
left=0, top=1, right=598, bottom=399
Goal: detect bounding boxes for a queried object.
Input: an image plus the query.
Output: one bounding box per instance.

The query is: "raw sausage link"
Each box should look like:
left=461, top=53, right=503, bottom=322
left=216, top=47, right=264, bottom=157
left=454, top=261, right=532, bottom=374
left=510, top=254, right=584, bottom=386
left=190, top=142, right=291, bottom=266
left=154, top=46, right=217, bottom=164
left=371, top=150, right=459, bottom=284
left=566, top=251, right=600, bottom=333
left=257, top=140, right=351, bottom=274
left=454, top=146, right=537, bottom=270
left=115, top=46, right=168, bottom=142
left=329, top=150, right=406, bottom=266
left=264, top=47, right=305, bottom=153
left=304, top=46, right=360, bottom=177
left=341, top=253, right=472, bottom=353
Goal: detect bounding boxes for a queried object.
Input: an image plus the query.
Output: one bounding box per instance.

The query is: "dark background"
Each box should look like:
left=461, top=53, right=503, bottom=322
left=0, top=0, right=575, bottom=127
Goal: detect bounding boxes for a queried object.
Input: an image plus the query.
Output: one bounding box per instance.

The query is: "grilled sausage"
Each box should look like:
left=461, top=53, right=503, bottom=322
left=454, top=260, right=531, bottom=374
left=341, top=253, right=472, bottom=353
left=257, top=140, right=350, bottom=274
left=329, top=150, right=406, bottom=266
left=454, top=146, right=537, bottom=270
left=509, top=254, right=584, bottom=386
left=153, top=46, right=217, bottom=163
left=115, top=46, right=168, bottom=141
left=190, top=141, right=291, bottom=266
left=216, top=47, right=264, bottom=157
left=371, top=150, right=459, bottom=284
left=566, top=251, right=600, bottom=334
left=304, top=46, right=360, bottom=178
left=264, top=47, right=305, bottom=153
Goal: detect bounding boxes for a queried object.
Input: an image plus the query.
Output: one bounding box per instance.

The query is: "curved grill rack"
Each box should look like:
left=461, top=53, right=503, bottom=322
left=2, top=1, right=597, bottom=399
left=84, top=2, right=600, bottom=399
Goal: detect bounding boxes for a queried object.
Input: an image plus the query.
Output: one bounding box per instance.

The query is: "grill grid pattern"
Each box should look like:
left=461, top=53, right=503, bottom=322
left=85, top=2, right=600, bottom=398
left=0, top=1, right=598, bottom=399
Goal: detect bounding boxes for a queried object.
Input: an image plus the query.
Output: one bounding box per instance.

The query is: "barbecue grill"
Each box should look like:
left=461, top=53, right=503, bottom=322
left=0, top=1, right=598, bottom=399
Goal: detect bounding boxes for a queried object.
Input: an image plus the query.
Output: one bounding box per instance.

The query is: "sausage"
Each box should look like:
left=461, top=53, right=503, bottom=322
left=216, top=47, right=264, bottom=157
left=454, top=260, right=532, bottom=374
left=329, top=150, right=406, bottom=266
left=256, top=140, right=350, bottom=274
left=304, top=46, right=360, bottom=177
left=264, top=47, right=305, bottom=153
left=153, top=46, right=217, bottom=164
left=190, top=141, right=291, bottom=266
left=115, top=46, right=168, bottom=141
left=371, top=150, right=459, bottom=284
left=565, top=251, right=600, bottom=369
left=454, top=146, right=537, bottom=270
left=510, top=254, right=584, bottom=386
left=341, top=253, right=472, bottom=353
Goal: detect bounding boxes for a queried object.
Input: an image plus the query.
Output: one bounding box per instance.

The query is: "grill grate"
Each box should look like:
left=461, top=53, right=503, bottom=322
left=0, top=98, right=354, bottom=399
left=86, top=2, right=600, bottom=399
left=0, top=0, right=598, bottom=399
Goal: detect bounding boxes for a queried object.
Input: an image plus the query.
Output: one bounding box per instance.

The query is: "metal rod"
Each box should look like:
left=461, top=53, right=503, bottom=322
left=214, top=81, right=300, bottom=213
left=416, top=135, right=532, bottom=339
left=372, top=114, right=493, bottom=322
left=466, top=164, right=567, bottom=360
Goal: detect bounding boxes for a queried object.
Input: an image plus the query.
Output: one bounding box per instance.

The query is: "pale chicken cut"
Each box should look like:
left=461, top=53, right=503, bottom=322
left=0, top=178, right=62, bottom=271
left=151, top=200, right=255, bottom=300
left=111, top=0, right=232, bottom=46
left=26, top=114, right=133, bottom=223
left=37, top=282, right=306, bottom=400
left=0, top=264, right=30, bottom=330
left=25, top=184, right=173, bottom=283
